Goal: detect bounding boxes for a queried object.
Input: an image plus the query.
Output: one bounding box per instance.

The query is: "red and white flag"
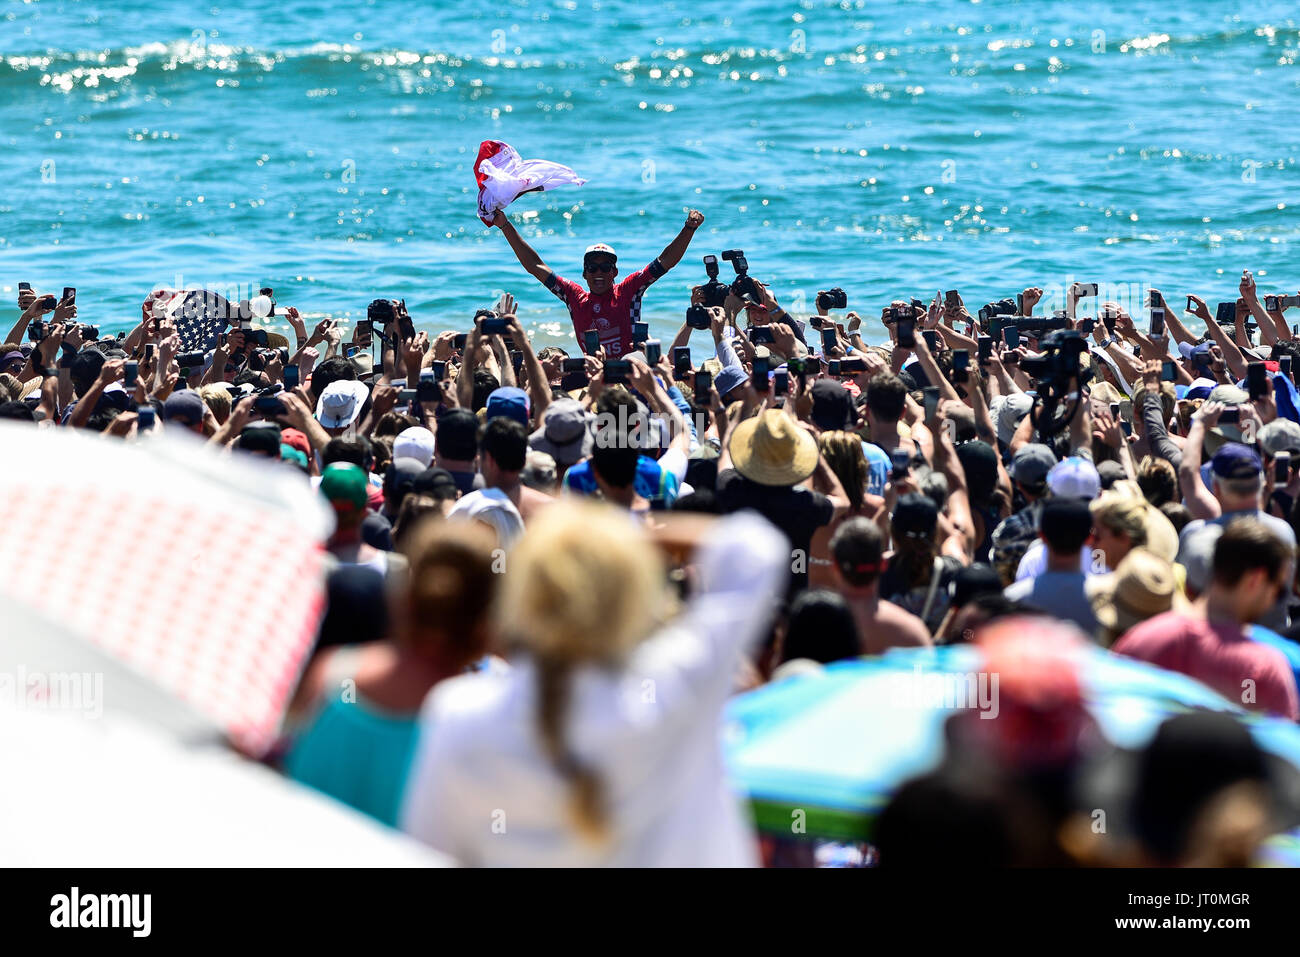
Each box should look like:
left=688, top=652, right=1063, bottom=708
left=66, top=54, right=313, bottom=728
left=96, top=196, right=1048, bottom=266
left=475, top=140, right=586, bottom=225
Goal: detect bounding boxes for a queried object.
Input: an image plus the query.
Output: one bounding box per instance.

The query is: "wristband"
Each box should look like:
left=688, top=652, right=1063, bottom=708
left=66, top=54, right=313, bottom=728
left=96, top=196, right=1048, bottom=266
left=42, top=367, right=58, bottom=378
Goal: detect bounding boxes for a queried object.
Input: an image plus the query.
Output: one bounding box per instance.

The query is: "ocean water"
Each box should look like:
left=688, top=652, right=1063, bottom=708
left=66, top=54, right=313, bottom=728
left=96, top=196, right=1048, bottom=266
left=1, top=0, right=1298, bottom=349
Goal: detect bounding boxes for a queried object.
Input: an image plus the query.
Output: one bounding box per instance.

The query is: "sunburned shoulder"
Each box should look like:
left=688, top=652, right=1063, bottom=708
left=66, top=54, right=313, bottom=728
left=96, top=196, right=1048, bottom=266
left=878, top=600, right=933, bottom=647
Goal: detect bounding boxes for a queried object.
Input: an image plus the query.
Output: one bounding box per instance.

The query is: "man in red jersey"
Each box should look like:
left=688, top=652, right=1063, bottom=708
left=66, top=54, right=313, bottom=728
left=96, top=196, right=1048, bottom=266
left=492, top=207, right=704, bottom=358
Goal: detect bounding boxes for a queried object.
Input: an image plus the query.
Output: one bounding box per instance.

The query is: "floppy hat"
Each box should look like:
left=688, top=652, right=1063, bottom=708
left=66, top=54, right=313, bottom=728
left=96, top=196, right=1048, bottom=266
left=529, top=397, right=593, bottom=468
left=315, top=380, right=369, bottom=429
left=1086, top=548, right=1187, bottom=642
left=728, top=408, right=819, bottom=486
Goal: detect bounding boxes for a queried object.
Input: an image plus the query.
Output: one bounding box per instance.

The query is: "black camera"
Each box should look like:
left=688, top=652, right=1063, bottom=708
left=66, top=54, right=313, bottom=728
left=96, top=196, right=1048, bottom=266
left=29, top=320, right=47, bottom=341
left=978, top=298, right=1017, bottom=329
left=721, top=249, right=758, bottom=300
left=700, top=255, right=729, bottom=308
left=176, top=351, right=206, bottom=369
left=686, top=304, right=712, bottom=330
left=477, top=310, right=508, bottom=335
left=80, top=324, right=99, bottom=341
left=368, top=299, right=396, bottom=325
left=817, top=288, right=848, bottom=311
left=254, top=395, right=285, bottom=416
left=1020, top=330, right=1088, bottom=393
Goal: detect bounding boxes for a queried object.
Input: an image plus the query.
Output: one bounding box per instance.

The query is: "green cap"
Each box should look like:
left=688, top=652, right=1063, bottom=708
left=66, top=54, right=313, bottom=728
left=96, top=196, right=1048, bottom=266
left=319, top=462, right=368, bottom=511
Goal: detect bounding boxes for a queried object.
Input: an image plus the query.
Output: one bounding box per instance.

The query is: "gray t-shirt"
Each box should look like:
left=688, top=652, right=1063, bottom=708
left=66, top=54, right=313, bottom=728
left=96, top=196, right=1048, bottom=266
left=1004, top=570, right=1099, bottom=639
left=1178, top=510, right=1296, bottom=631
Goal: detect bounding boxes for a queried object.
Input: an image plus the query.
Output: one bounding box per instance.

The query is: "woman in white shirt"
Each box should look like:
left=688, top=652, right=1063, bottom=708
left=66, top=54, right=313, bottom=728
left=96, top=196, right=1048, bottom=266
left=399, top=503, right=788, bottom=866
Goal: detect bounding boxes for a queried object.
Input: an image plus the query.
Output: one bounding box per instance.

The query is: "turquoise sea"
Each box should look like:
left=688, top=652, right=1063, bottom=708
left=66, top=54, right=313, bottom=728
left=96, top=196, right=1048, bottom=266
left=1, top=1, right=1298, bottom=348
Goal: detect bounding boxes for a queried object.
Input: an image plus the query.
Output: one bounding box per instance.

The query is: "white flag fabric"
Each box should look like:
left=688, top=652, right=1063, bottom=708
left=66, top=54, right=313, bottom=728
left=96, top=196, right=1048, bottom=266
left=475, top=140, right=586, bottom=224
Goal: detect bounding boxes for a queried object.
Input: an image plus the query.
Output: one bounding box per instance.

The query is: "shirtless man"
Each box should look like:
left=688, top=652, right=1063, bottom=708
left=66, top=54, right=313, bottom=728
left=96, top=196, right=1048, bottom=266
left=829, top=517, right=932, bottom=653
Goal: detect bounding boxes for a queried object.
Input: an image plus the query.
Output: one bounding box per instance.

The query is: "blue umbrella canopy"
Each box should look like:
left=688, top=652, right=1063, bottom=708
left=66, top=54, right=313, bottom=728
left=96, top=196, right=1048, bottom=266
left=724, top=642, right=1300, bottom=843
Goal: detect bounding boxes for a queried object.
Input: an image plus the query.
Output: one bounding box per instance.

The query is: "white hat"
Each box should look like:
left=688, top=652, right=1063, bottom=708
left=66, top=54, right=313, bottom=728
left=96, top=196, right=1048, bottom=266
left=1047, top=456, right=1101, bottom=500
left=315, top=380, right=368, bottom=429
left=393, top=426, right=436, bottom=468
left=447, top=488, right=524, bottom=548
left=584, top=243, right=617, bottom=261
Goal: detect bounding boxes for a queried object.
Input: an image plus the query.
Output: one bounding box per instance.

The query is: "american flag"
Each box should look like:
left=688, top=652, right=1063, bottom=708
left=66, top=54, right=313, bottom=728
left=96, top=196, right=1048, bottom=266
left=158, top=289, right=235, bottom=353
left=0, top=421, right=333, bottom=754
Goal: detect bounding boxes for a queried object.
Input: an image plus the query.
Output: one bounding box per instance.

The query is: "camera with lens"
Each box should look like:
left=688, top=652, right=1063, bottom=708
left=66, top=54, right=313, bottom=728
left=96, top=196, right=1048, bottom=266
left=978, top=298, right=1017, bottom=329
left=700, top=255, right=730, bottom=308
left=686, top=304, right=713, bottom=330
left=817, top=288, right=848, bottom=311
left=1016, top=315, right=1072, bottom=338
left=368, top=299, right=397, bottom=325
left=721, top=249, right=758, bottom=300
left=1020, top=330, right=1088, bottom=389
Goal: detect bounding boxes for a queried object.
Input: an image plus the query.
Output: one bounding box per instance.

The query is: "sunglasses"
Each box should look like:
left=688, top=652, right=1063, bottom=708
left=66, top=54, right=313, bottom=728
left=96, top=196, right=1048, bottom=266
left=585, top=261, right=616, bottom=274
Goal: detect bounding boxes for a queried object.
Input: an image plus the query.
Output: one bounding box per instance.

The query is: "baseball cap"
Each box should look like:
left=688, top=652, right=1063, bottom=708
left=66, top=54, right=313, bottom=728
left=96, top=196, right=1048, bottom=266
left=0, top=351, right=24, bottom=372
left=280, top=427, right=311, bottom=461
left=991, top=393, right=1033, bottom=446
left=714, top=363, right=748, bottom=401
left=1010, top=443, right=1057, bottom=490
left=320, top=462, right=369, bottom=511
left=162, top=389, right=205, bottom=426
left=583, top=243, right=617, bottom=263
left=413, top=467, right=459, bottom=501
left=1047, top=456, right=1101, bottom=500
left=384, top=457, right=426, bottom=502
left=393, top=426, right=436, bottom=468
left=810, top=379, right=853, bottom=432
left=486, top=386, right=530, bottom=427
left=893, top=492, right=939, bottom=540
left=1184, top=377, right=1218, bottom=402
left=316, top=380, right=369, bottom=429
left=281, top=444, right=309, bottom=469
left=236, top=423, right=282, bottom=456
left=1210, top=443, right=1262, bottom=480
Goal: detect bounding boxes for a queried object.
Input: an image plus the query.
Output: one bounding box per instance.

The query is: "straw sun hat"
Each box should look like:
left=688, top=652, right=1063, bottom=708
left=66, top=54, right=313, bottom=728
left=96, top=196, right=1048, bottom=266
left=728, top=409, right=820, bottom=486
left=1086, top=548, right=1188, bottom=644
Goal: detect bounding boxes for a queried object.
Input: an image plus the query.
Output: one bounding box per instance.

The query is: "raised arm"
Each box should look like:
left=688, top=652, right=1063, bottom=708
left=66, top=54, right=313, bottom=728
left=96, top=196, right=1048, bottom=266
left=492, top=210, right=554, bottom=284
left=654, top=209, right=705, bottom=272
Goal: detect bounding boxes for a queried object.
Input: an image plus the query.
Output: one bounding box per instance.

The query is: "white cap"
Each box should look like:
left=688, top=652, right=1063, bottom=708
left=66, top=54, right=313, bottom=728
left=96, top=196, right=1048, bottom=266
left=393, top=426, right=436, bottom=468
left=584, top=243, right=617, bottom=261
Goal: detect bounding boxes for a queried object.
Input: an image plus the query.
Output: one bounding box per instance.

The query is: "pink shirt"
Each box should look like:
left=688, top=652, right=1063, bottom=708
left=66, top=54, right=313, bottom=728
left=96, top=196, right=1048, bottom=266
left=544, top=261, right=664, bottom=358
left=1113, top=611, right=1300, bottom=720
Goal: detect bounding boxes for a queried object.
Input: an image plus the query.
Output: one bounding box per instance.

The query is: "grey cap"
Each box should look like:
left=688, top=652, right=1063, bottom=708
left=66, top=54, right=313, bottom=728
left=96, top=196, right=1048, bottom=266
left=1010, top=442, right=1057, bottom=488
left=1260, top=419, right=1300, bottom=456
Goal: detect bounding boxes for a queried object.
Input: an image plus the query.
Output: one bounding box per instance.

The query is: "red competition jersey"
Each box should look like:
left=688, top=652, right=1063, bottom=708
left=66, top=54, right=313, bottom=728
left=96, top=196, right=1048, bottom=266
left=544, top=259, right=666, bottom=357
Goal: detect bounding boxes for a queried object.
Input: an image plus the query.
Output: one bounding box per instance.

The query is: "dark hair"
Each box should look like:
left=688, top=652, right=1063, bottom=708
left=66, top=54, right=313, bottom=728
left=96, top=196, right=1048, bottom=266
left=322, top=435, right=374, bottom=470
left=472, top=368, right=500, bottom=413
left=782, top=590, right=860, bottom=665
left=480, top=417, right=528, bottom=473
left=1039, top=499, right=1093, bottom=555
left=591, top=442, right=639, bottom=488
left=1213, top=517, right=1292, bottom=588
left=435, top=409, right=479, bottom=461
left=0, top=400, right=34, bottom=421
left=1159, top=501, right=1192, bottom=536
left=70, top=349, right=106, bottom=398
left=945, top=594, right=1036, bottom=643
left=83, top=404, right=120, bottom=433
left=865, top=372, right=907, bottom=423
left=231, top=369, right=266, bottom=390
left=311, top=356, right=356, bottom=401
left=374, top=410, right=418, bottom=439
left=830, top=517, right=885, bottom=587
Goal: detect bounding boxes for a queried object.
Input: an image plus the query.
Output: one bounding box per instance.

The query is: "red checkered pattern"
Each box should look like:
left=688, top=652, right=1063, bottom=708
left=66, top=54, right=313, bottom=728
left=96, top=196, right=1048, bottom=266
left=1, top=477, right=325, bottom=755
